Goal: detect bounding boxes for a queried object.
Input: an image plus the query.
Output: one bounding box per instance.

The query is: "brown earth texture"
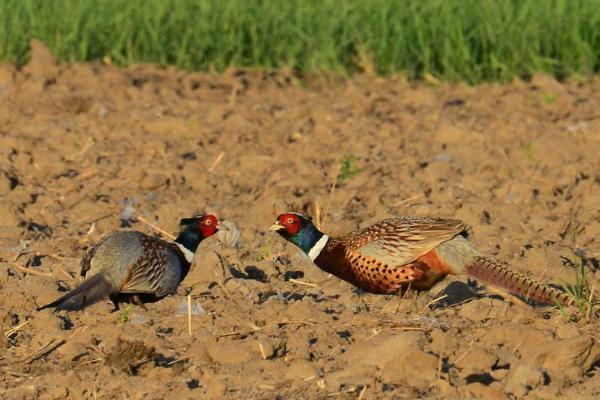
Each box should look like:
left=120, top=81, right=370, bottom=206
left=1, top=41, right=600, bottom=399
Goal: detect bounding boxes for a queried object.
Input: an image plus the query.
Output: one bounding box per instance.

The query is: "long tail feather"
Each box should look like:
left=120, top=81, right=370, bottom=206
left=37, top=273, right=115, bottom=311
left=464, top=256, right=573, bottom=307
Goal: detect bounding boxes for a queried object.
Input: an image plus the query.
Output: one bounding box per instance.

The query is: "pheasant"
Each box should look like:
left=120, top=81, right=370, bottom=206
left=38, top=214, right=221, bottom=311
left=269, top=212, right=574, bottom=306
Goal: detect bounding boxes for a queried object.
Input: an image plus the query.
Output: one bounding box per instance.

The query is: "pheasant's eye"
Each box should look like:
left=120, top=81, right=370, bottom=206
left=204, top=219, right=212, bottom=225
left=286, top=217, right=294, bottom=224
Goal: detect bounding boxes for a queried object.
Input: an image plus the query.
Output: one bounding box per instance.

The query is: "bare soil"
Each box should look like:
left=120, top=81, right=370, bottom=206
left=1, top=42, right=600, bottom=399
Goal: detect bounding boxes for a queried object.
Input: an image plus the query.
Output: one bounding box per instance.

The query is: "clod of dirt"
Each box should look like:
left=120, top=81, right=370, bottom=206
left=0, top=171, right=17, bottom=193
left=0, top=203, right=20, bottom=227
left=284, top=359, right=318, bottom=380
left=503, top=365, right=545, bottom=397
left=207, top=342, right=253, bottom=365
left=104, top=338, right=156, bottom=375
left=380, top=349, right=439, bottom=388
left=256, top=338, right=286, bottom=360
left=455, top=346, right=498, bottom=379
left=342, top=332, right=426, bottom=369
left=22, top=39, right=58, bottom=87
left=458, top=298, right=511, bottom=322
left=522, top=336, right=600, bottom=382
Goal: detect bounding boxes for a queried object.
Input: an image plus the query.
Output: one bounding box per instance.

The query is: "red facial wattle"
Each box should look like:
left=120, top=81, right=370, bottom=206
left=278, top=213, right=301, bottom=235
left=200, top=215, right=219, bottom=237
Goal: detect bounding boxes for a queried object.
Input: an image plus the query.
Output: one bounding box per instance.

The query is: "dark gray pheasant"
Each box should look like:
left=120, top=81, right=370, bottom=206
left=38, top=214, right=221, bottom=311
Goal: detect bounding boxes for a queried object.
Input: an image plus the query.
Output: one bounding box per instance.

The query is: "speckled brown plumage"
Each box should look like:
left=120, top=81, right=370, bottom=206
left=313, top=217, right=464, bottom=294
left=271, top=213, right=574, bottom=307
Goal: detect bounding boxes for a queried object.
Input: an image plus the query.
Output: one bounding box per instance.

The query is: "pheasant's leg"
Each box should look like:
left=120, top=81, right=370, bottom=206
left=109, top=294, right=120, bottom=312
left=132, top=295, right=149, bottom=311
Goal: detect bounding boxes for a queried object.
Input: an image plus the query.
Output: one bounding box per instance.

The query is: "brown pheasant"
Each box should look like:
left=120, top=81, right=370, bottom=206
left=269, top=212, right=573, bottom=306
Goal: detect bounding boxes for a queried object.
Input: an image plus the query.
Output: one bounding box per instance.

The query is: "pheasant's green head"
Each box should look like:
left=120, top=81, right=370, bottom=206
left=269, top=212, right=327, bottom=257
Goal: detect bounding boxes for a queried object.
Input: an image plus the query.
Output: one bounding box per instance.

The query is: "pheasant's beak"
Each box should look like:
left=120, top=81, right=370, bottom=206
left=269, top=222, right=285, bottom=232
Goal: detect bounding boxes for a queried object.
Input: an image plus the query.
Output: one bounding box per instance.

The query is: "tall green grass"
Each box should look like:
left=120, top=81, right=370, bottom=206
left=1, top=0, right=600, bottom=83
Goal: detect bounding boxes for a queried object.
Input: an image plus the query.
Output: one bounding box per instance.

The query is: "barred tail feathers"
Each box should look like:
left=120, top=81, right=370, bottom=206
left=464, top=256, right=573, bottom=307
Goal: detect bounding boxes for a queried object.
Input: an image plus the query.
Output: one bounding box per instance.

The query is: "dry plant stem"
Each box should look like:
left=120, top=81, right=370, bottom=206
left=424, top=294, right=449, bottom=309
left=586, top=287, right=596, bottom=321
left=389, top=325, right=427, bottom=332
left=135, top=215, right=176, bottom=240
left=20, top=326, right=87, bottom=363
left=216, top=319, right=317, bottom=339
left=13, top=264, right=54, bottom=278
left=77, top=213, right=113, bottom=225
left=208, top=151, right=225, bottom=173
left=258, top=342, right=267, bottom=360
left=392, top=193, right=425, bottom=207
left=357, top=386, right=368, bottom=400
left=289, top=278, right=319, bottom=288
left=4, top=320, right=30, bottom=337
left=187, top=295, right=193, bottom=337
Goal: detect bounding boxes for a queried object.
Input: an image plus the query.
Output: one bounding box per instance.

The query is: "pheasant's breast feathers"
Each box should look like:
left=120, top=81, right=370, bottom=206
left=343, top=249, right=424, bottom=293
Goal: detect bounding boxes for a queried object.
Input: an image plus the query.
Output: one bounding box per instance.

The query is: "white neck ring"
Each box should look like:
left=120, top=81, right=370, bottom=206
left=175, top=243, right=195, bottom=264
left=308, top=235, right=329, bottom=262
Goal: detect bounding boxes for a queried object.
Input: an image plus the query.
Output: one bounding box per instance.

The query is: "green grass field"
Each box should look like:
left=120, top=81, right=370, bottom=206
left=1, top=0, right=600, bottom=83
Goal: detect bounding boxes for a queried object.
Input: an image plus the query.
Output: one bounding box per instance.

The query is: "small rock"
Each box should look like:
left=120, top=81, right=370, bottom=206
left=435, top=153, right=452, bottom=163
left=139, top=172, right=169, bottom=190
left=288, top=131, right=305, bottom=143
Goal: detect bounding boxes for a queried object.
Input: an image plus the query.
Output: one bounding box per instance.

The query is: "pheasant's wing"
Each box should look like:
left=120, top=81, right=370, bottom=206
left=120, top=238, right=184, bottom=297
left=349, top=217, right=467, bottom=266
